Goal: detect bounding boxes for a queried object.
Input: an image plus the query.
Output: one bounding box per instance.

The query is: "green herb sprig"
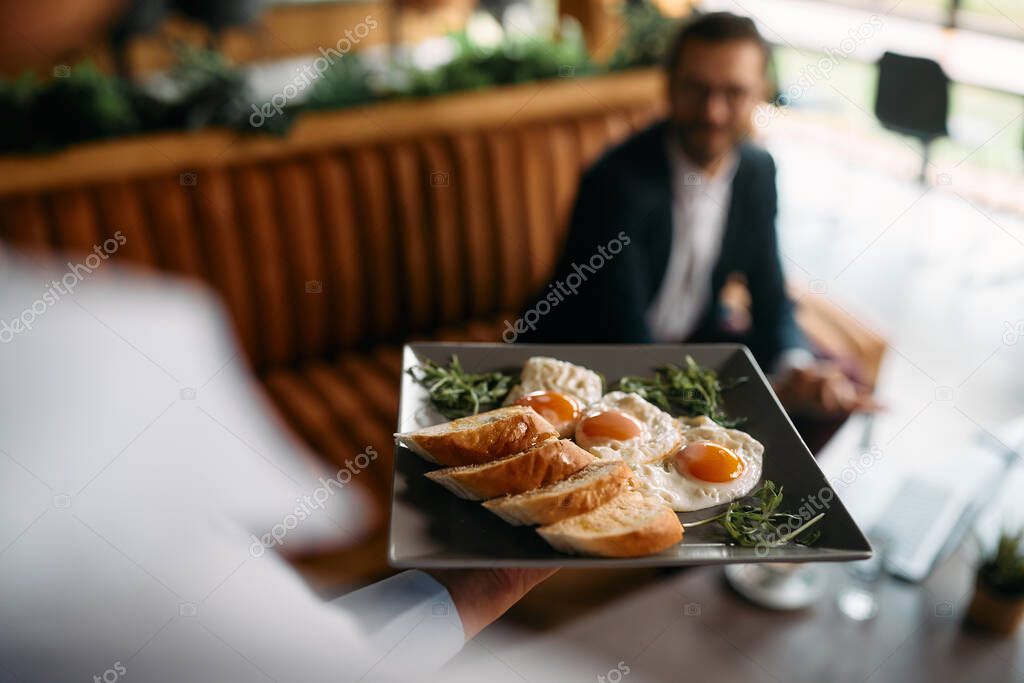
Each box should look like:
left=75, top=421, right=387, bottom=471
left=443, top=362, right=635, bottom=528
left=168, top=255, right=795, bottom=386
left=408, top=355, right=516, bottom=419
left=618, top=355, right=746, bottom=426
left=684, top=480, right=824, bottom=549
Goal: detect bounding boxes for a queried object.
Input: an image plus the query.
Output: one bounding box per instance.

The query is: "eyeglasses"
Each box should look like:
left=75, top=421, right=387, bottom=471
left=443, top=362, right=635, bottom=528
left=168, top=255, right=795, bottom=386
left=671, top=80, right=758, bottom=109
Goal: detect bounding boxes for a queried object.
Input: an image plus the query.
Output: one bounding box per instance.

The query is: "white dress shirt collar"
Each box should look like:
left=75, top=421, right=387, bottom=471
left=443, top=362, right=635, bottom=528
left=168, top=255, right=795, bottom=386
left=669, top=135, right=739, bottom=195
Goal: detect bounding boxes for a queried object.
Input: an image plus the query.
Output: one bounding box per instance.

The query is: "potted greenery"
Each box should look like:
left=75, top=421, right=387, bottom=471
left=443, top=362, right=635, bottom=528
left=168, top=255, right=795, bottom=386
left=967, top=529, right=1024, bottom=635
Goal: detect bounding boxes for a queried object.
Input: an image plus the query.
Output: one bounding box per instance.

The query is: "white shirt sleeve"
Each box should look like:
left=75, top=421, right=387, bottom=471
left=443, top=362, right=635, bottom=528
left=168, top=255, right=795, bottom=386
left=0, top=257, right=463, bottom=682
left=330, top=570, right=465, bottom=677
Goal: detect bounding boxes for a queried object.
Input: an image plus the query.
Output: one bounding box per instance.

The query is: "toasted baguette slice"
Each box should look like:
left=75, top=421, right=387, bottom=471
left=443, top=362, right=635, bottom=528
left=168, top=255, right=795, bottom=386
left=425, top=439, right=596, bottom=500
left=395, top=405, right=558, bottom=467
left=537, top=491, right=683, bottom=558
left=482, top=461, right=632, bottom=526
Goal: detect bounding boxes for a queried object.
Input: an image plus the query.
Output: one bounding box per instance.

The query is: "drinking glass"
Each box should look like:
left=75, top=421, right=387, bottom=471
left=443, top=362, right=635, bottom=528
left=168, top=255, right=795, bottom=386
left=836, top=532, right=889, bottom=621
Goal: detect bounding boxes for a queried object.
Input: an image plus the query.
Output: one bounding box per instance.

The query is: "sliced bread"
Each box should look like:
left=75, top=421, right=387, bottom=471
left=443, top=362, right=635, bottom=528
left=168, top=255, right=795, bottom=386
left=425, top=439, right=596, bottom=500
left=395, top=405, right=558, bottom=467
left=482, top=460, right=632, bottom=526
left=537, top=491, right=683, bottom=558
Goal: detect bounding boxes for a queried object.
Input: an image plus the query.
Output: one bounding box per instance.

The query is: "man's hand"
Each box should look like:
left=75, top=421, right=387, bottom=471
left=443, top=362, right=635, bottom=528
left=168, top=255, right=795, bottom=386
left=426, top=568, right=558, bottom=640
left=773, top=361, right=879, bottom=419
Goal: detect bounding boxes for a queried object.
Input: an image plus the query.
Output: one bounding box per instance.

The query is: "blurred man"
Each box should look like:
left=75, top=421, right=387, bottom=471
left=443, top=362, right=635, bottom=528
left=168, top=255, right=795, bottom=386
left=520, top=12, right=872, bottom=417
left=0, top=250, right=552, bottom=683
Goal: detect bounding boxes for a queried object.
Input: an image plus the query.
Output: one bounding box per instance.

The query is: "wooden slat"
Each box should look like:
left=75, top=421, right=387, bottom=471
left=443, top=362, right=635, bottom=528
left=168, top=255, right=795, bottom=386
left=0, top=195, right=52, bottom=248
left=233, top=165, right=293, bottom=367
left=546, top=122, right=583, bottom=243
left=94, top=181, right=158, bottom=267
left=49, top=189, right=102, bottom=253
left=141, top=177, right=206, bottom=278
left=519, top=125, right=558, bottom=292
left=485, top=130, right=530, bottom=314
left=419, top=138, right=465, bottom=326
left=334, top=356, right=400, bottom=426
left=451, top=132, right=500, bottom=319
left=312, top=153, right=366, bottom=353
left=350, top=147, right=400, bottom=342
left=576, top=115, right=617, bottom=169
left=387, top=144, right=435, bottom=335
left=274, top=160, right=328, bottom=363
left=191, top=168, right=260, bottom=368
left=302, top=363, right=395, bottom=494
left=263, top=370, right=389, bottom=506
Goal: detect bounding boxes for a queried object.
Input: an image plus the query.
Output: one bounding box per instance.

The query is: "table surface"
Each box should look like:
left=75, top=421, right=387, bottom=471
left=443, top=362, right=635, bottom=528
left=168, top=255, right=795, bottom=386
left=435, top=547, right=1021, bottom=683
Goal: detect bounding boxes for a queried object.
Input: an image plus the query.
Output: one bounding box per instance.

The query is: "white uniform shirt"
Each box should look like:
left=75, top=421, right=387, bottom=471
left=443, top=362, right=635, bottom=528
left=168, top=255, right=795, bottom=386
left=0, top=254, right=464, bottom=683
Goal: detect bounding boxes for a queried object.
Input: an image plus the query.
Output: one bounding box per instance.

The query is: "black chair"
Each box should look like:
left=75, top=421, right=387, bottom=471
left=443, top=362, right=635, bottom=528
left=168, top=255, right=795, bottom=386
left=874, top=51, right=950, bottom=182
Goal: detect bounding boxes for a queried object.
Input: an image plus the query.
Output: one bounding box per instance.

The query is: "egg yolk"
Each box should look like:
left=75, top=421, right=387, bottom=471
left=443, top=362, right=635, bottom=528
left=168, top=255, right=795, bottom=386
left=675, top=442, right=744, bottom=483
left=578, top=411, right=643, bottom=442
left=516, top=391, right=580, bottom=426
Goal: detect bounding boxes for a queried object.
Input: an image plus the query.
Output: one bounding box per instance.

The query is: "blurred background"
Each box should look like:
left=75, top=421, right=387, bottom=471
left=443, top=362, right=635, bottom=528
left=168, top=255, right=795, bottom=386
left=1, top=0, right=1023, bottom=679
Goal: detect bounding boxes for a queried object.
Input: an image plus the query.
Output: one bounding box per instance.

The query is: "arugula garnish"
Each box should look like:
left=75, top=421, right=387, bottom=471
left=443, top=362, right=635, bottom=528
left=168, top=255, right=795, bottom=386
left=684, top=480, right=824, bottom=549
left=408, top=355, right=515, bottom=419
left=618, top=355, right=746, bottom=426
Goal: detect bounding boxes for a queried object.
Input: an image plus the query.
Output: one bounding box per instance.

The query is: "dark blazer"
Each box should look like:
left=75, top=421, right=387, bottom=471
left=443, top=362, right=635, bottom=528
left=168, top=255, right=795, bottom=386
left=516, top=119, right=806, bottom=369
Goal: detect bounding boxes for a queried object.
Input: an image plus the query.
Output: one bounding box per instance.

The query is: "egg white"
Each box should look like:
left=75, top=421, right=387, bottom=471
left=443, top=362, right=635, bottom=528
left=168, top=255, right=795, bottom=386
left=503, top=357, right=604, bottom=437
left=504, top=356, right=604, bottom=407
left=575, top=391, right=683, bottom=465
left=632, top=415, right=763, bottom=512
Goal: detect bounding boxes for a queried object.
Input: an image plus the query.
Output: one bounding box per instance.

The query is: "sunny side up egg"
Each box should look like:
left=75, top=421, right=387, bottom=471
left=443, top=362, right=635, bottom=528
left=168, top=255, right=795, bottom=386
left=504, top=357, right=604, bottom=437
left=574, top=391, right=683, bottom=464
left=632, top=415, right=763, bottom=512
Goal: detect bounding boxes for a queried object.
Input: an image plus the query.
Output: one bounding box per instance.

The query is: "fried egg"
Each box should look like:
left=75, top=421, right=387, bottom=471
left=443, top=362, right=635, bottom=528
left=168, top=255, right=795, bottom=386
left=505, top=357, right=603, bottom=437
left=632, top=415, right=763, bottom=512
left=574, top=391, right=683, bottom=464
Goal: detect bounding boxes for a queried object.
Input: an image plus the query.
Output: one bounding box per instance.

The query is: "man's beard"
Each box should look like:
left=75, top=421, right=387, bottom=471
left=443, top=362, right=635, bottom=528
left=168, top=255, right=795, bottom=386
left=673, top=122, right=748, bottom=168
